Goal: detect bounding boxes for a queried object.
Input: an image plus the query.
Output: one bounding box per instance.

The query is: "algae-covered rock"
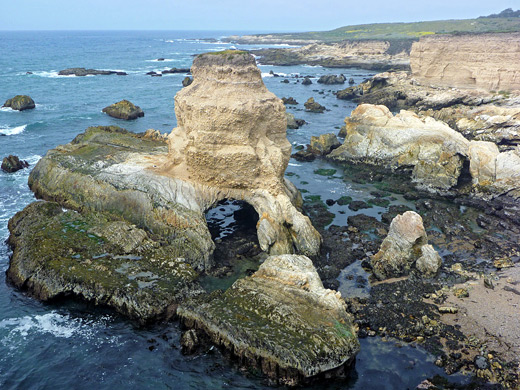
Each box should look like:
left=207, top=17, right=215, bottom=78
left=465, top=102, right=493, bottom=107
left=178, top=254, right=359, bottom=386
left=3, top=95, right=35, bottom=111
left=304, top=97, right=326, bottom=113
left=7, top=201, right=202, bottom=324
left=371, top=211, right=441, bottom=279
left=102, top=100, right=144, bottom=120
left=2, top=155, right=29, bottom=173
left=317, top=74, right=346, bottom=85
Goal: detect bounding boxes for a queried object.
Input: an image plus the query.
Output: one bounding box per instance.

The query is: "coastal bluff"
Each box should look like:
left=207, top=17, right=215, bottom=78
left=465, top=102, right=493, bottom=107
left=411, top=33, right=520, bottom=91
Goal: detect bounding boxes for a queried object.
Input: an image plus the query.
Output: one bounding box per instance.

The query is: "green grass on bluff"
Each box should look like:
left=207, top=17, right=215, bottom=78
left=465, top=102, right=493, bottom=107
left=249, top=17, right=520, bottom=42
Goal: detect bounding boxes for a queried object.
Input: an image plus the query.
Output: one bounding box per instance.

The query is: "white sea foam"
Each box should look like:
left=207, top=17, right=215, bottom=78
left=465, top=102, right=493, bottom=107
left=288, top=162, right=302, bottom=167
left=0, top=124, right=26, bottom=136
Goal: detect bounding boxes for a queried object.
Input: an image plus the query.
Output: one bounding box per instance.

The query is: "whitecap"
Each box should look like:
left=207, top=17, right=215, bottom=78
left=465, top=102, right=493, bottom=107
left=288, top=162, right=302, bottom=167
left=0, top=312, right=83, bottom=339
left=32, top=71, right=73, bottom=78
left=0, top=124, right=26, bottom=136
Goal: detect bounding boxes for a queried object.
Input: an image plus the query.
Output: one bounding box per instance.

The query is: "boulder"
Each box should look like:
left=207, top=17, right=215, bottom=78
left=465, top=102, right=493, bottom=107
left=329, top=104, right=469, bottom=190
left=309, top=133, right=341, bottom=155
left=3, top=95, right=35, bottom=111
left=348, top=78, right=355, bottom=85
left=6, top=200, right=203, bottom=324
left=371, top=211, right=441, bottom=279
left=302, top=77, right=312, bottom=85
left=317, top=74, right=346, bottom=85
left=102, top=100, right=144, bottom=120
left=282, top=97, right=298, bottom=105
left=286, top=112, right=305, bottom=129
left=304, top=97, right=326, bottom=113
left=182, top=76, right=193, bottom=87
left=177, top=254, right=360, bottom=386
left=1, top=155, right=29, bottom=173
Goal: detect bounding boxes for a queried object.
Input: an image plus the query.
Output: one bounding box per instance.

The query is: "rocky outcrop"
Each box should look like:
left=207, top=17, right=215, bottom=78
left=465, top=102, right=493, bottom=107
left=178, top=254, right=360, bottom=386
left=30, top=52, right=321, bottom=273
left=2, top=155, right=29, bottom=173
left=371, top=211, right=441, bottom=279
left=252, top=40, right=411, bottom=70
left=7, top=200, right=203, bottom=324
left=411, top=33, right=520, bottom=91
left=286, top=112, right=305, bottom=129
left=3, top=95, right=35, bottom=111
left=318, top=74, right=346, bottom=85
left=329, top=104, right=520, bottom=197
left=329, top=104, right=469, bottom=190
left=302, top=77, right=312, bottom=85
left=58, top=68, right=127, bottom=76
left=162, top=68, right=191, bottom=74
left=282, top=97, right=298, bottom=105
left=102, top=100, right=144, bottom=120
left=309, top=133, right=340, bottom=155
left=304, top=97, right=326, bottom=113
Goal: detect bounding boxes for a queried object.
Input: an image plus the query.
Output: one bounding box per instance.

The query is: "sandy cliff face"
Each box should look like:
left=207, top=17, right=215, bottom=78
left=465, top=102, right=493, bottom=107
left=168, top=52, right=291, bottom=194
left=411, top=33, right=520, bottom=91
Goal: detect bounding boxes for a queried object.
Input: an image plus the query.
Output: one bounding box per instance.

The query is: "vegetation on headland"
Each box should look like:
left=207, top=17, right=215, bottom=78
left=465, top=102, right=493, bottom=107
left=235, top=10, right=520, bottom=43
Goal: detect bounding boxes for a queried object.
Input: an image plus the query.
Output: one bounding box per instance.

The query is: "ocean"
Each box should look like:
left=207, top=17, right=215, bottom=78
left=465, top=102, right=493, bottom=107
left=0, top=30, right=465, bottom=389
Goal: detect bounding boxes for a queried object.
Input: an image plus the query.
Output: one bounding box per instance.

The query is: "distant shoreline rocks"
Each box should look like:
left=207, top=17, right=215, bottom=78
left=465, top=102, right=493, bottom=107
left=102, top=100, right=144, bottom=120
left=58, top=68, right=127, bottom=76
left=3, top=95, right=35, bottom=111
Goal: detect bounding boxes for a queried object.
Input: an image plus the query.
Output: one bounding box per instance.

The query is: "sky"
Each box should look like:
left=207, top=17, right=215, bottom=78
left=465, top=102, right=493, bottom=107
left=1, top=0, right=519, bottom=31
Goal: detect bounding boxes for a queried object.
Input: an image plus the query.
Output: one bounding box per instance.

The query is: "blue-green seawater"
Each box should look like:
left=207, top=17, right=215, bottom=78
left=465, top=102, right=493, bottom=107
left=0, top=31, right=467, bottom=389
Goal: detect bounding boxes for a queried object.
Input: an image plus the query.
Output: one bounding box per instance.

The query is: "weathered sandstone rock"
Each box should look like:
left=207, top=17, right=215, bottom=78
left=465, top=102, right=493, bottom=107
left=178, top=254, right=360, bottom=385
left=30, top=52, right=321, bottom=272
left=102, top=100, right=144, bottom=120
left=329, top=104, right=469, bottom=190
left=309, top=133, right=340, bottom=155
left=371, top=211, right=441, bottom=279
left=411, top=33, right=520, bottom=91
left=7, top=200, right=202, bottom=324
left=1, top=155, right=29, bottom=173
left=3, top=95, right=35, bottom=111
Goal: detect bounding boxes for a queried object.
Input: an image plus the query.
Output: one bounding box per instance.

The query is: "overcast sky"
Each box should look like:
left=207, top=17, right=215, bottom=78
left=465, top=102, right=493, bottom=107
left=1, top=1, right=518, bottom=31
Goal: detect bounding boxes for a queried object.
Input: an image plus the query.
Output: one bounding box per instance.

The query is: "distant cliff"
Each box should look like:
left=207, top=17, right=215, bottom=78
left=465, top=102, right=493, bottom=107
left=253, top=40, right=411, bottom=70
left=410, top=33, right=520, bottom=91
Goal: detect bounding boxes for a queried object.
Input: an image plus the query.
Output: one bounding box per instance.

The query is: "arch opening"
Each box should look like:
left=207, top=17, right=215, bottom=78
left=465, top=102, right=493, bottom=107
left=203, top=199, right=263, bottom=289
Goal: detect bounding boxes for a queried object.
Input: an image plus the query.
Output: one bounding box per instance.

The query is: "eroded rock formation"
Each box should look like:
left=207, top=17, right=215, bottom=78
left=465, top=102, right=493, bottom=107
left=329, top=104, right=520, bottom=197
left=371, top=211, right=441, bottom=279
left=178, top=254, right=360, bottom=385
left=411, top=33, right=520, bottom=91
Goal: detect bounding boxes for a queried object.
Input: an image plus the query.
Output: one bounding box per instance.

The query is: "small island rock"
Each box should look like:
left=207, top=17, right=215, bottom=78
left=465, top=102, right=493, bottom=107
left=304, top=97, right=326, bottom=113
left=3, top=95, right=35, bottom=111
left=2, top=155, right=29, bottom=173
left=102, top=100, right=144, bottom=120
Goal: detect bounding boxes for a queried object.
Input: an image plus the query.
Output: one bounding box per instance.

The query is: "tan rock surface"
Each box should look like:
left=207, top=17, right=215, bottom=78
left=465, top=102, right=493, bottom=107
left=371, top=211, right=441, bottom=280
left=411, top=33, right=520, bottom=91
left=329, top=104, right=469, bottom=190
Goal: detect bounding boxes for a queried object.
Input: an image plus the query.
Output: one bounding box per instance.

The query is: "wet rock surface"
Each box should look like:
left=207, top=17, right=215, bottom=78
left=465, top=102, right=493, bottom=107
left=102, top=99, right=145, bottom=120
left=1, top=155, right=29, bottom=173
left=3, top=95, right=35, bottom=111
left=7, top=201, right=202, bottom=324
left=304, top=97, right=326, bottom=113
left=178, top=254, right=360, bottom=386
left=58, top=68, right=127, bottom=76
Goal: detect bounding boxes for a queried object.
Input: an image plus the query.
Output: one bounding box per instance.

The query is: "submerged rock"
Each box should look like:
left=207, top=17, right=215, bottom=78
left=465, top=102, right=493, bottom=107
left=1, top=155, right=29, bottom=173
left=7, top=201, right=202, bottom=324
left=371, top=211, right=441, bottom=279
left=318, top=74, right=346, bottom=85
left=102, top=100, right=144, bottom=120
left=3, top=95, right=35, bottom=111
left=304, top=97, right=326, bottom=113
left=178, top=254, right=359, bottom=386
